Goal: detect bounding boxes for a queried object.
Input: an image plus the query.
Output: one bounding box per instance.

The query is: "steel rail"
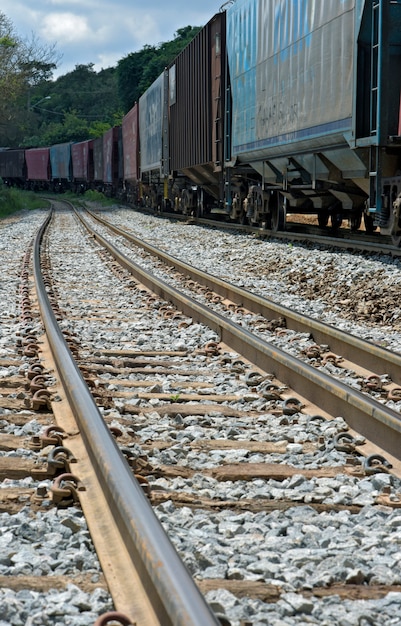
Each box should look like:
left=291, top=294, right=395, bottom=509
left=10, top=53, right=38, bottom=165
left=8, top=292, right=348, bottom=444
left=86, top=207, right=401, bottom=385
left=33, top=209, right=221, bottom=626
left=76, top=209, right=401, bottom=460
left=125, top=204, right=401, bottom=257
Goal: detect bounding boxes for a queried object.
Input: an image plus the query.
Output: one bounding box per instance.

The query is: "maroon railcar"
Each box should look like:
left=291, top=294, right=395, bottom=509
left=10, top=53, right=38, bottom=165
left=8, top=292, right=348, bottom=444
left=71, top=140, right=94, bottom=190
left=121, top=104, right=139, bottom=202
left=25, top=148, right=51, bottom=188
left=168, top=12, right=226, bottom=215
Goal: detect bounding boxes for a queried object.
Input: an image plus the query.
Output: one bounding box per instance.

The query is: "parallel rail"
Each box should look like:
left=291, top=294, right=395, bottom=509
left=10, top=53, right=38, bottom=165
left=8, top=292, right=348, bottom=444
left=77, top=207, right=401, bottom=461
left=86, top=207, right=401, bottom=382
left=34, top=209, right=221, bottom=626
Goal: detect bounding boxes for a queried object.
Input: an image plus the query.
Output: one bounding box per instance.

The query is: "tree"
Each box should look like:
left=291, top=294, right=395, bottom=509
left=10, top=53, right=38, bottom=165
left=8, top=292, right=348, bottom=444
left=117, top=26, right=201, bottom=113
left=0, top=11, right=59, bottom=145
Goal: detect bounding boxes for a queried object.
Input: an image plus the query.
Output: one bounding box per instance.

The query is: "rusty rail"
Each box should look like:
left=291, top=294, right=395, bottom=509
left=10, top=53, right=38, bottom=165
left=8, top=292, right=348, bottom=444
left=76, top=207, right=401, bottom=461
left=33, top=209, right=220, bottom=625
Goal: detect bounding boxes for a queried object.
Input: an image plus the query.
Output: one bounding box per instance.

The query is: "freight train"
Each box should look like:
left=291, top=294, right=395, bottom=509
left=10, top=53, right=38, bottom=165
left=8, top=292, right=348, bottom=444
left=1, top=0, right=401, bottom=246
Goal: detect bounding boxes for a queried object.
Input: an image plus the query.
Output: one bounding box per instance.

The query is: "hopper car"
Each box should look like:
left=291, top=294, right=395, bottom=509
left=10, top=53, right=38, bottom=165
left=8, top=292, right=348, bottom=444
left=2, top=0, right=401, bottom=245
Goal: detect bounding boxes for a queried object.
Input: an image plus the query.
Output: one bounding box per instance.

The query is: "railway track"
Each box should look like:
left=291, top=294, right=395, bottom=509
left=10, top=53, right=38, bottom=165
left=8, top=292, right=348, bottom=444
left=81, top=203, right=401, bottom=462
left=135, top=205, right=401, bottom=258
left=3, top=200, right=401, bottom=624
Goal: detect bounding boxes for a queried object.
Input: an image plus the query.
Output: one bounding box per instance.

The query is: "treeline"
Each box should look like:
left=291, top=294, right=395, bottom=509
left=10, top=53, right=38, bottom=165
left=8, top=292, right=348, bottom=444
left=0, top=13, right=200, bottom=148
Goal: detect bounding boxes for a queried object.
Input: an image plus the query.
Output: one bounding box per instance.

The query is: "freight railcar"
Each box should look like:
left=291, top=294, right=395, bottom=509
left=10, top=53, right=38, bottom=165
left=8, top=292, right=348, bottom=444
left=25, top=147, right=51, bottom=190
left=0, top=148, right=26, bottom=187
left=50, top=142, right=72, bottom=191
left=93, top=136, right=104, bottom=190
left=224, top=0, right=401, bottom=244
left=168, top=11, right=227, bottom=216
left=121, top=104, right=140, bottom=203
left=138, top=71, right=167, bottom=210
left=71, top=140, right=94, bottom=193
left=103, top=126, right=122, bottom=196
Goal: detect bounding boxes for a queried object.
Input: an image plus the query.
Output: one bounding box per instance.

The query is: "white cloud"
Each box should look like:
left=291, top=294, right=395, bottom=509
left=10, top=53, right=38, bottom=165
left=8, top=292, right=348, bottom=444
left=40, top=13, right=90, bottom=44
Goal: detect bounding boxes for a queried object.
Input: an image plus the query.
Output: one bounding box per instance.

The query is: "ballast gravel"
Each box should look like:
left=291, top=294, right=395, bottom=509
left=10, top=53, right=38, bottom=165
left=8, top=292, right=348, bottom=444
left=2, top=206, right=401, bottom=624
left=101, top=206, right=401, bottom=353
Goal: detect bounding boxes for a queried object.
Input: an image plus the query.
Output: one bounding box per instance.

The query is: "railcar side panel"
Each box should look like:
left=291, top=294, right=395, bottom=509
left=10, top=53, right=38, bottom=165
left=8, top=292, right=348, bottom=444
left=71, top=140, right=94, bottom=182
left=226, top=0, right=355, bottom=161
left=103, top=126, right=120, bottom=186
left=122, top=103, right=139, bottom=183
left=0, top=149, right=26, bottom=181
left=93, top=137, right=104, bottom=182
left=139, top=72, right=165, bottom=174
left=169, top=12, right=226, bottom=200
left=25, top=148, right=51, bottom=181
left=50, top=142, right=72, bottom=180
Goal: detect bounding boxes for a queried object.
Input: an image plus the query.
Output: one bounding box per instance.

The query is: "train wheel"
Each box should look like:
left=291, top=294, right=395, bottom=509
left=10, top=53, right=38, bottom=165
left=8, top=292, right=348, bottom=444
left=317, top=212, right=329, bottom=227
left=331, top=212, right=343, bottom=229
left=181, top=189, right=190, bottom=215
left=392, top=234, right=401, bottom=247
left=350, top=212, right=362, bottom=231
left=240, top=211, right=249, bottom=225
left=271, top=198, right=286, bottom=231
left=363, top=213, right=376, bottom=234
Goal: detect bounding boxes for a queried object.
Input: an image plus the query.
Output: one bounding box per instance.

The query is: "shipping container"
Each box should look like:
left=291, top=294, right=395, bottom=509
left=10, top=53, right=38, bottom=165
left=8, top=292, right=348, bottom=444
left=50, top=142, right=72, bottom=181
left=0, top=149, right=26, bottom=183
left=71, top=140, right=94, bottom=183
left=25, top=147, right=51, bottom=182
left=169, top=11, right=226, bottom=204
left=122, top=103, right=139, bottom=184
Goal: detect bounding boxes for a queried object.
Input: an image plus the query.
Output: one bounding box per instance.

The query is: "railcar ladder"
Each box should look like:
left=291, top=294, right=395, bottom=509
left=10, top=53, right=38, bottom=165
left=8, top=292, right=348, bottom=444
left=369, top=0, right=382, bottom=215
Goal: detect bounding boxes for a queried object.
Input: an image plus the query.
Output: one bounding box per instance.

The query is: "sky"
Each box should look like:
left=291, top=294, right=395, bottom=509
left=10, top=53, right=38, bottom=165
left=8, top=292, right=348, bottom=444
left=2, top=0, right=225, bottom=78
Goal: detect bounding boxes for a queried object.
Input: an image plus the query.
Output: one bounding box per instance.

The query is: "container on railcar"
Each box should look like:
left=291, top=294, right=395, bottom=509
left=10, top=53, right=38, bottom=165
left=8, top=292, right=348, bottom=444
left=121, top=103, right=140, bottom=204
left=225, top=0, right=360, bottom=229
left=224, top=0, right=401, bottom=244
left=139, top=71, right=168, bottom=211
left=0, top=148, right=26, bottom=187
left=50, top=142, right=72, bottom=192
left=103, top=126, right=122, bottom=197
left=168, top=12, right=227, bottom=217
left=25, top=147, right=51, bottom=190
left=71, top=140, right=94, bottom=193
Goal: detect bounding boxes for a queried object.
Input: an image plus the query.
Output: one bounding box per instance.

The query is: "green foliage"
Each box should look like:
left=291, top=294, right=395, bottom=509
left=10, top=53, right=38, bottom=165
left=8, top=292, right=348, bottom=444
left=1, top=11, right=202, bottom=146
left=117, top=26, right=201, bottom=112
left=0, top=11, right=60, bottom=145
left=0, top=182, right=49, bottom=217
left=83, top=190, right=115, bottom=206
